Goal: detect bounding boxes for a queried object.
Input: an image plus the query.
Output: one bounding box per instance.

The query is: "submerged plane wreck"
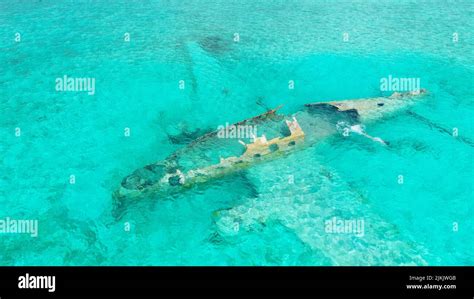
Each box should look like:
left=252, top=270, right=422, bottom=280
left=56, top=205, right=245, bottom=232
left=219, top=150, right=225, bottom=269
left=114, top=89, right=427, bottom=201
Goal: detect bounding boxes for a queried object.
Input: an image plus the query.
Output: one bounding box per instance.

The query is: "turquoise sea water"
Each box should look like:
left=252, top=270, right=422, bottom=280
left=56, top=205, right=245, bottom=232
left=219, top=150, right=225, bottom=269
left=0, top=0, right=473, bottom=265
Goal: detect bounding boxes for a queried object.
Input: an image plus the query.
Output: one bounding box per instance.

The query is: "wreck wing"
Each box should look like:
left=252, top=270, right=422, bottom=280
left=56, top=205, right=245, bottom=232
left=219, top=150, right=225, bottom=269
left=213, top=148, right=430, bottom=265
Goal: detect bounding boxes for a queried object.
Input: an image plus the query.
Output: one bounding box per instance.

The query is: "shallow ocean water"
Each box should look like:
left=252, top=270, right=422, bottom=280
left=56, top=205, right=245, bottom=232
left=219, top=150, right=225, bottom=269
left=0, top=0, right=473, bottom=265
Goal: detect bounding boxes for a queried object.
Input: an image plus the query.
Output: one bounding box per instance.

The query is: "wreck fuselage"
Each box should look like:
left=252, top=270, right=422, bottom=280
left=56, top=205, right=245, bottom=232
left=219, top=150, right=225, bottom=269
left=115, top=90, right=427, bottom=201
